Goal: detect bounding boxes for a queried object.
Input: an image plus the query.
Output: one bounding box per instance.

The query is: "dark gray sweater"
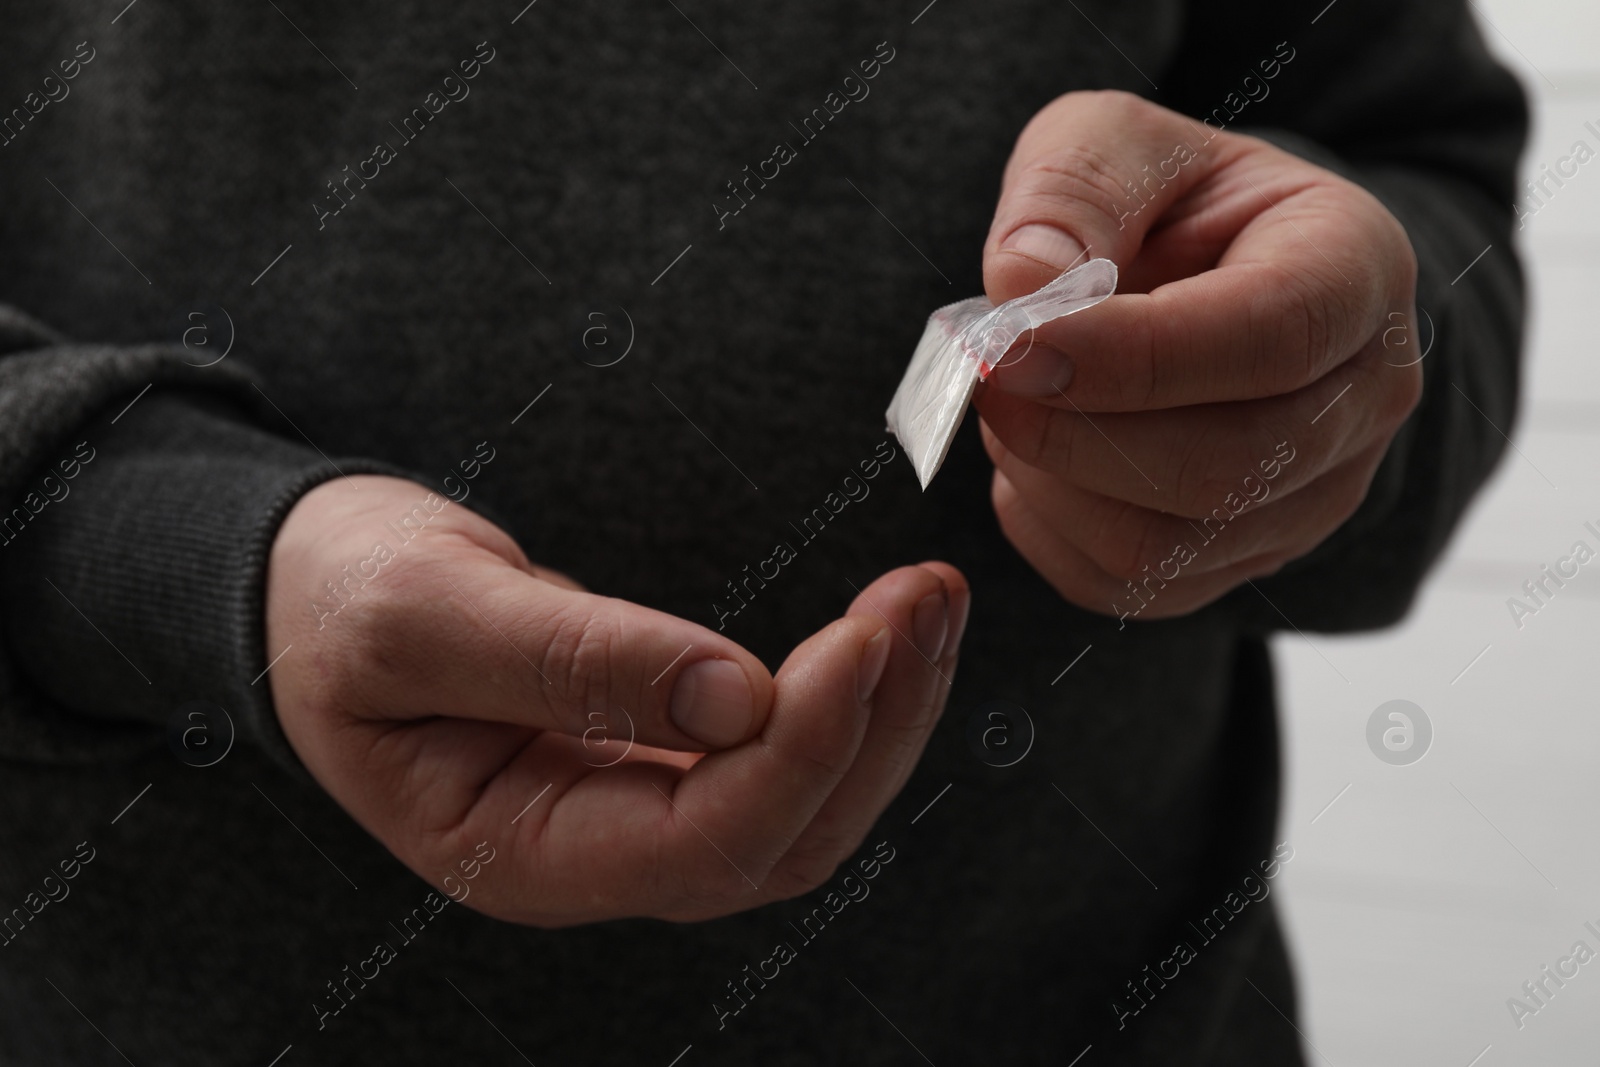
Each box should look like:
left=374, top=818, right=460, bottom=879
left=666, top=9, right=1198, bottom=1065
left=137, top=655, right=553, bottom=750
left=0, top=0, right=1524, bottom=1063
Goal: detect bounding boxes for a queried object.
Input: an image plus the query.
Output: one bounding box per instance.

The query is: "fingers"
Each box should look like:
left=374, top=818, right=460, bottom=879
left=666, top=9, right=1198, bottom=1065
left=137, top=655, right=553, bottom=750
left=271, top=480, right=967, bottom=928
left=975, top=97, right=1422, bottom=626
left=336, top=563, right=968, bottom=927
left=343, top=550, right=775, bottom=753
left=983, top=95, right=1416, bottom=413
left=655, top=566, right=960, bottom=918
left=973, top=334, right=1419, bottom=518
left=761, top=564, right=966, bottom=898
left=984, top=90, right=1235, bottom=303
left=989, top=182, right=1412, bottom=411
left=989, top=468, right=1291, bottom=618
left=396, top=614, right=881, bottom=927
left=353, top=584, right=900, bottom=926
left=989, top=430, right=1389, bottom=586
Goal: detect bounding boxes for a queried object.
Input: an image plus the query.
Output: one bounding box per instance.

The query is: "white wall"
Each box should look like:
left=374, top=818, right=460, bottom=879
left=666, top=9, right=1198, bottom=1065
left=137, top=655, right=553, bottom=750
left=1276, top=4, right=1600, bottom=1064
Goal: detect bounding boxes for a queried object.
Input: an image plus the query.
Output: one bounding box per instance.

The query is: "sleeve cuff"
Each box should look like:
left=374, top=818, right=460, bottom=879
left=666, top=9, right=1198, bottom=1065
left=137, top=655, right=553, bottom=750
left=0, top=388, right=413, bottom=779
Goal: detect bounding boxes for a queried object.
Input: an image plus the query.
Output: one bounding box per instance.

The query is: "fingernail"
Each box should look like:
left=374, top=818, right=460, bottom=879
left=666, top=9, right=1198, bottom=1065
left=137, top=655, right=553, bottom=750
left=946, top=586, right=971, bottom=654
left=990, top=343, right=1073, bottom=397
left=912, top=592, right=948, bottom=661
left=670, top=659, right=754, bottom=747
left=857, top=628, right=892, bottom=704
left=1001, top=223, right=1087, bottom=271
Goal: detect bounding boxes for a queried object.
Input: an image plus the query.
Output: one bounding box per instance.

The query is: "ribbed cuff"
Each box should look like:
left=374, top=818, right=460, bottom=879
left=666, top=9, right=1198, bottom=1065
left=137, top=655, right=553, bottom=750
left=0, top=389, right=411, bottom=779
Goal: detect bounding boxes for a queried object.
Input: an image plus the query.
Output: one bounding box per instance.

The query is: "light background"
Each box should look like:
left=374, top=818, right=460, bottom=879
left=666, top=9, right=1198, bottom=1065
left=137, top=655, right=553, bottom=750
left=1275, top=2, right=1600, bottom=1064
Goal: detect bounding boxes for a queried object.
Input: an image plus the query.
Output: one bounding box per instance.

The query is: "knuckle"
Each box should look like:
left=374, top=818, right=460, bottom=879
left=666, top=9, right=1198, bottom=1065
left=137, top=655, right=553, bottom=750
left=361, top=556, right=441, bottom=632
left=1168, top=432, right=1223, bottom=515
left=539, top=603, right=620, bottom=734
left=1034, top=407, right=1072, bottom=473
left=1124, top=308, right=1164, bottom=409
left=787, top=732, right=858, bottom=783
left=1121, top=511, right=1177, bottom=582
left=324, top=558, right=440, bottom=691
left=1097, top=88, right=1155, bottom=118
left=1005, top=403, right=1066, bottom=472
left=1256, top=262, right=1329, bottom=393
left=1020, top=143, right=1125, bottom=197
left=1094, top=503, right=1165, bottom=582
left=1039, top=89, right=1152, bottom=131
left=1010, top=141, right=1132, bottom=232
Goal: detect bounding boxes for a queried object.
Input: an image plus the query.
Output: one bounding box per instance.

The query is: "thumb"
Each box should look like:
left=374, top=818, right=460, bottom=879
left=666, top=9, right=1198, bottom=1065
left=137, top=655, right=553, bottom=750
left=351, top=552, right=776, bottom=753
left=983, top=90, right=1232, bottom=304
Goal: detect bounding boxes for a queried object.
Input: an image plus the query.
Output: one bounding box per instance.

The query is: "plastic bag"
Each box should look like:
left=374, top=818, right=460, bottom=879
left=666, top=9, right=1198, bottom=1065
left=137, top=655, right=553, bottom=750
left=885, top=257, right=1118, bottom=489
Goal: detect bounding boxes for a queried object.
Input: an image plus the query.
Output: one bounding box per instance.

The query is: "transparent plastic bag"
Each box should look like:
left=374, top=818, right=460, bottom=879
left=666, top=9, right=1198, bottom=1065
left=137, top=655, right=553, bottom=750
left=885, top=258, right=1118, bottom=489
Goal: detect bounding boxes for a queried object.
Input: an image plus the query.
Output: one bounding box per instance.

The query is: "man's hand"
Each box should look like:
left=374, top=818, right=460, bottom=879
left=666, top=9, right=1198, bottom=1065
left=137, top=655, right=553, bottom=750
left=976, top=90, right=1421, bottom=618
left=263, top=476, right=964, bottom=926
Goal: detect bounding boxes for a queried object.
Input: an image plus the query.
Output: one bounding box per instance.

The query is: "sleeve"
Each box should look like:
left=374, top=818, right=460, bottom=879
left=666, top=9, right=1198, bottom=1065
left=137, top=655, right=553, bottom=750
left=0, top=311, right=404, bottom=776
left=1155, top=0, right=1530, bottom=633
